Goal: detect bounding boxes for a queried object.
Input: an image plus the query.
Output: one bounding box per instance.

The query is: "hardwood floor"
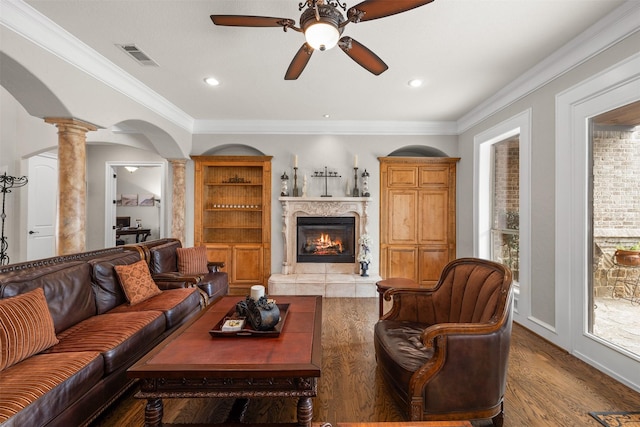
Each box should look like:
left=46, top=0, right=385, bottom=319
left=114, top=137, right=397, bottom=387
left=90, top=298, right=640, bottom=427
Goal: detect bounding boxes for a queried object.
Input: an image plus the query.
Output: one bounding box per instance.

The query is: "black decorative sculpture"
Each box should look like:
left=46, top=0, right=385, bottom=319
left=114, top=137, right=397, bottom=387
left=1, top=172, right=28, bottom=265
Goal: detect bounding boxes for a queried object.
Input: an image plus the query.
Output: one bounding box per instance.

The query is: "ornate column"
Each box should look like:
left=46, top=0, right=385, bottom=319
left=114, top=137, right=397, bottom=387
left=45, top=118, right=96, bottom=255
left=169, top=159, right=187, bottom=244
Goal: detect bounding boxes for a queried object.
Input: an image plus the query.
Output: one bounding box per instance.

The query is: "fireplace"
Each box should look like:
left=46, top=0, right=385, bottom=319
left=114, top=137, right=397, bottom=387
left=297, top=217, right=355, bottom=264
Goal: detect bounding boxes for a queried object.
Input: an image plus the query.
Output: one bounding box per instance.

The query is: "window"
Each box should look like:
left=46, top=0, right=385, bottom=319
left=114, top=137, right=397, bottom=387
left=491, top=138, right=520, bottom=282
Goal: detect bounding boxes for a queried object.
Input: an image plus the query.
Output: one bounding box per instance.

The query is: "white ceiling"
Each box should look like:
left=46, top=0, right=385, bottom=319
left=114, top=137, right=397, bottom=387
left=22, top=0, right=628, bottom=126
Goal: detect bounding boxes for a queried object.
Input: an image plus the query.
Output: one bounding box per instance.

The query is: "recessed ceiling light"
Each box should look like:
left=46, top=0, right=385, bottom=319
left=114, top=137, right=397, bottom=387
left=323, top=114, right=330, bottom=118
left=204, top=77, right=220, bottom=86
left=408, top=79, right=423, bottom=88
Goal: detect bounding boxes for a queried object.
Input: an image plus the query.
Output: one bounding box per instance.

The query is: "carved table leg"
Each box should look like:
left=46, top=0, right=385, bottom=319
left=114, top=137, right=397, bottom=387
left=144, top=397, right=163, bottom=427
left=297, top=396, right=313, bottom=427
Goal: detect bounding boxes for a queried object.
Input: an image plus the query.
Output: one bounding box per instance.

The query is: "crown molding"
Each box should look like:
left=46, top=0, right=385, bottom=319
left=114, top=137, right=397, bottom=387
left=192, top=119, right=458, bottom=135
left=0, top=0, right=194, bottom=132
left=456, top=0, right=640, bottom=134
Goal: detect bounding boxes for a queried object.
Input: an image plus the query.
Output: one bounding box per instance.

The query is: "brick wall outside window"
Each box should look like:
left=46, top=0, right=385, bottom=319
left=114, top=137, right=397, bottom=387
left=592, top=129, right=640, bottom=297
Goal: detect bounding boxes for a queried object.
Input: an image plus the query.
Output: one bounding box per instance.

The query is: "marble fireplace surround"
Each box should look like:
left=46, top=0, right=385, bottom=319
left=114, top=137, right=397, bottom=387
left=269, top=197, right=380, bottom=297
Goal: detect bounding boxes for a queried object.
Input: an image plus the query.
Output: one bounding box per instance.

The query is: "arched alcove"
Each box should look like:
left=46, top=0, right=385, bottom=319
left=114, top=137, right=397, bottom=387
left=203, top=144, right=266, bottom=156
left=387, top=145, right=449, bottom=157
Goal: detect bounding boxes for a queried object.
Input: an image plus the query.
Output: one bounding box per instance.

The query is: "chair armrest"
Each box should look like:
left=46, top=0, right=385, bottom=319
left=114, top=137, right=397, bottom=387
left=207, top=261, right=225, bottom=272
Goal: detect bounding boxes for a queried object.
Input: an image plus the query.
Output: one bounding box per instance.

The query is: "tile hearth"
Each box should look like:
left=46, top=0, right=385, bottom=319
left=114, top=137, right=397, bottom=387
left=268, top=273, right=381, bottom=297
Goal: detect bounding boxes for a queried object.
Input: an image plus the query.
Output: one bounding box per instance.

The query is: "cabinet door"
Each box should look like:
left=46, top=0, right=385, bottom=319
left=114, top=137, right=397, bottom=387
left=418, top=189, right=449, bottom=245
left=387, top=246, right=418, bottom=281
left=205, top=245, right=231, bottom=272
left=232, top=245, right=264, bottom=284
left=387, top=166, right=418, bottom=187
left=418, top=246, right=449, bottom=286
left=387, top=190, right=417, bottom=244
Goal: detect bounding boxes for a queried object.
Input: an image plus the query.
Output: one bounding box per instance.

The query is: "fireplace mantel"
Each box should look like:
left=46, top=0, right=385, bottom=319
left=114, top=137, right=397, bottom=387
left=279, top=197, right=371, bottom=275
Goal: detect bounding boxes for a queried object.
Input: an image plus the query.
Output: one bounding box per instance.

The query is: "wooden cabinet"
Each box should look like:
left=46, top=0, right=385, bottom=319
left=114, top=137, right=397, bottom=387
left=380, top=157, right=458, bottom=286
left=193, top=156, right=272, bottom=294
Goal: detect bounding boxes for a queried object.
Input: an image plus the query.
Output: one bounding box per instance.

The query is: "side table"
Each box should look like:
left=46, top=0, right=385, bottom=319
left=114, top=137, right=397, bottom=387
left=375, top=277, right=422, bottom=317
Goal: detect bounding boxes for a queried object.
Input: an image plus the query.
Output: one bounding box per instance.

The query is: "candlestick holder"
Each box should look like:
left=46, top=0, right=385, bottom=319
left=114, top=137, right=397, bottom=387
left=312, top=166, right=341, bottom=197
left=352, top=167, right=360, bottom=197
left=292, top=167, right=300, bottom=197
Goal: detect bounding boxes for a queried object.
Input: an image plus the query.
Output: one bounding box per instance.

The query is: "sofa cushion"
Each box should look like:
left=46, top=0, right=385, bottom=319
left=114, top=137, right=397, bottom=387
left=115, top=260, right=162, bottom=305
left=90, top=251, right=142, bottom=314
left=0, top=262, right=96, bottom=334
left=108, top=287, right=201, bottom=328
left=47, top=311, right=166, bottom=374
left=0, top=351, right=103, bottom=426
left=148, top=240, right=182, bottom=274
left=0, top=288, right=59, bottom=371
left=176, top=246, right=208, bottom=275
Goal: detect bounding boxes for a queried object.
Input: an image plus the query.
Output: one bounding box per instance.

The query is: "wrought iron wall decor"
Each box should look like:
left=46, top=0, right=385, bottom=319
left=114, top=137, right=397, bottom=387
left=1, top=172, right=28, bottom=265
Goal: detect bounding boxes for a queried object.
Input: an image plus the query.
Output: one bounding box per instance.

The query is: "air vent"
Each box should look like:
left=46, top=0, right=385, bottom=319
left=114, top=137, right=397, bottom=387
left=117, top=44, right=158, bottom=66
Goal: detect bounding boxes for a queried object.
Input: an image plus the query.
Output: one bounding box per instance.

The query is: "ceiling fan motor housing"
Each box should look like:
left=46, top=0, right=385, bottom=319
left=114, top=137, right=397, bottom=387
left=300, top=4, right=345, bottom=50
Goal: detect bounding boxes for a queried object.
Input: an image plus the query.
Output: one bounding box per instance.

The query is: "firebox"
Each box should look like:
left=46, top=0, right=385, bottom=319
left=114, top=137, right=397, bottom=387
left=296, top=217, right=355, bottom=263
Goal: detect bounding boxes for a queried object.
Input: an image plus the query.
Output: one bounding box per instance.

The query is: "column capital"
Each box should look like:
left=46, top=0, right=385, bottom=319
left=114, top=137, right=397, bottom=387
left=168, top=158, right=188, bottom=166
left=45, top=117, right=97, bottom=133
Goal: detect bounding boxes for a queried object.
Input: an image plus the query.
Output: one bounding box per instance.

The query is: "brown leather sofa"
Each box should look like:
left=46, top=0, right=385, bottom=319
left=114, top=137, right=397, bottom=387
left=0, top=246, right=202, bottom=427
left=129, top=238, right=228, bottom=306
left=374, top=258, right=514, bottom=427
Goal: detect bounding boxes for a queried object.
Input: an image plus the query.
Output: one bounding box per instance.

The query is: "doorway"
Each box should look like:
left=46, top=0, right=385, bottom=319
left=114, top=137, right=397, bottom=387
left=104, top=161, right=166, bottom=247
left=590, top=101, right=640, bottom=357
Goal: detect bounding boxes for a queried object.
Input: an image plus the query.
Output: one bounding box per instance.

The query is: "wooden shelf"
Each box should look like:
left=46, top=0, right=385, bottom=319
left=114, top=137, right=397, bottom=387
left=193, top=155, right=272, bottom=292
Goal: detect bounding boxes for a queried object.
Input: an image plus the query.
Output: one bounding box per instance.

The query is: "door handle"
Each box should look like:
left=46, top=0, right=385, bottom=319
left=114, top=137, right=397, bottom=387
left=28, top=230, right=39, bottom=235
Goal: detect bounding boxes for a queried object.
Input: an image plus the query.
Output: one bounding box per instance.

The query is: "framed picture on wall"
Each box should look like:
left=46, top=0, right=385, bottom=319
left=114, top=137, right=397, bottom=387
left=138, top=194, right=154, bottom=207
left=122, top=194, right=138, bottom=206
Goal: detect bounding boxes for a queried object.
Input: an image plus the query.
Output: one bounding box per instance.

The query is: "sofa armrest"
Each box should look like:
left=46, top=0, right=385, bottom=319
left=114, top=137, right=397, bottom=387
left=207, top=261, right=225, bottom=272
left=152, top=272, right=203, bottom=291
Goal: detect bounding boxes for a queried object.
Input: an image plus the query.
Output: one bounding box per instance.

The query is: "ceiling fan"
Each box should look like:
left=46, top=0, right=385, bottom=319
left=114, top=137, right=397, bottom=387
left=210, top=0, right=434, bottom=80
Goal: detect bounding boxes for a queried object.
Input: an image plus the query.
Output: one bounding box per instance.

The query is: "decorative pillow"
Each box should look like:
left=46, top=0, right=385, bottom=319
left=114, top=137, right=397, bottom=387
left=0, top=287, right=59, bottom=371
left=176, top=246, right=209, bottom=275
left=114, top=260, right=162, bottom=305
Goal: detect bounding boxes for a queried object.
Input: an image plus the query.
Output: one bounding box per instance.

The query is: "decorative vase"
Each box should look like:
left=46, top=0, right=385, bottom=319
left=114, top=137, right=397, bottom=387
left=360, top=261, right=369, bottom=277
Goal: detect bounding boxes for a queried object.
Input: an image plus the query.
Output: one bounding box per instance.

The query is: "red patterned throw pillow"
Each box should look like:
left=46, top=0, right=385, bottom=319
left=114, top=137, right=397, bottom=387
left=176, top=246, right=209, bottom=275
left=0, top=287, right=59, bottom=371
left=114, top=260, right=162, bottom=305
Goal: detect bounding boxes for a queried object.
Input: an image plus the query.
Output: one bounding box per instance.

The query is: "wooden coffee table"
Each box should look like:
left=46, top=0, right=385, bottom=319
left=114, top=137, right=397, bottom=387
left=128, top=295, right=322, bottom=427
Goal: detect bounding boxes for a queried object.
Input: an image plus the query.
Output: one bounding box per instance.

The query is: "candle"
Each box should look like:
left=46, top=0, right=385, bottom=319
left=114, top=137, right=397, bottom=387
left=250, top=285, right=265, bottom=300
left=294, top=155, right=298, bottom=168
left=354, top=155, right=358, bottom=168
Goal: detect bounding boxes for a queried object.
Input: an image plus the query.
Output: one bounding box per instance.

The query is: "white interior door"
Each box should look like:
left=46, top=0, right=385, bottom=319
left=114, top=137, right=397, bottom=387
left=27, top=154, right=57, bottom=260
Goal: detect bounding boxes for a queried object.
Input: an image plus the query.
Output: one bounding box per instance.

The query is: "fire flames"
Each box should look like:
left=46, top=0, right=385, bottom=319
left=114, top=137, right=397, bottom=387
left=303, top=233, right=343, bottom=255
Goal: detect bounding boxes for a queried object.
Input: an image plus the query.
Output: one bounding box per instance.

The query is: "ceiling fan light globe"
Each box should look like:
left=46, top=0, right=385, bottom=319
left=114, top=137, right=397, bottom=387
left=305, top=22, right=340, bottom=51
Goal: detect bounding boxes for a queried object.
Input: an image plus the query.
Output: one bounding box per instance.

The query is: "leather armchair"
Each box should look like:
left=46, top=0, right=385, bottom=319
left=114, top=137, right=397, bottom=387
left=374, top=258, right=513, bottom=427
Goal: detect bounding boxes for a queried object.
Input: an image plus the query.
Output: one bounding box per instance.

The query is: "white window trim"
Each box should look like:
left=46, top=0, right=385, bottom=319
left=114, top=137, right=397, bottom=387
left=556, top=52, right=640, bottom=391
left=474, top=109, right=531, bottom=329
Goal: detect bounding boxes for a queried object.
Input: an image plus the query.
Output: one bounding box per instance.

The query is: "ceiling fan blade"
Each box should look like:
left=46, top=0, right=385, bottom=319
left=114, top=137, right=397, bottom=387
left=285, top=43, right=314, bottom=80
left=347, top=0, right=434, bottom=22
left=338, top=37, right=388, bottom=75
left=210, top=15, right=295, bottom=28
